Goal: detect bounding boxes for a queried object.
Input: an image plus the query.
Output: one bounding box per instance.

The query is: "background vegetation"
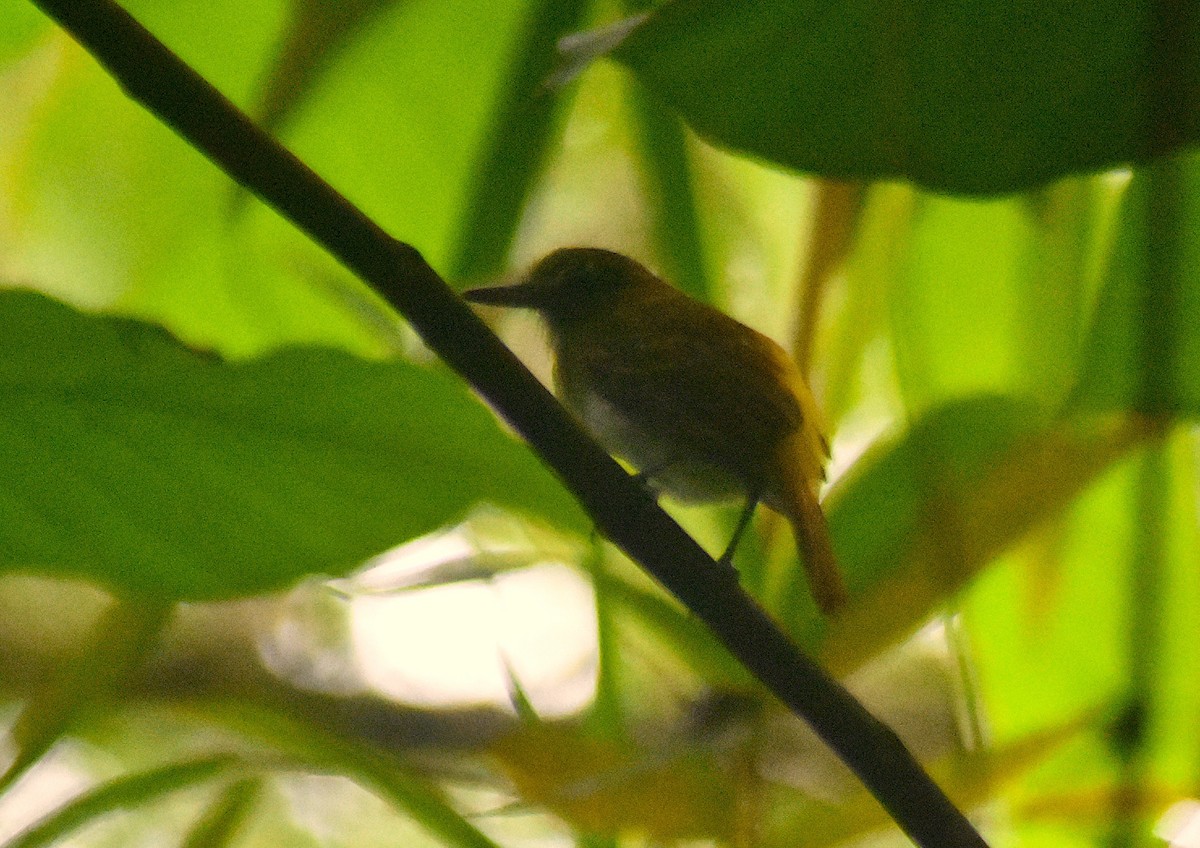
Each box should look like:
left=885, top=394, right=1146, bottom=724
left=1, top=0, right=1198, bottom=846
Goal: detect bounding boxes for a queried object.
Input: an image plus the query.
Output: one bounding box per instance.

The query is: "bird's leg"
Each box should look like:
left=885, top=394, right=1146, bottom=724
left=718, top=487, right=763, bottom=568
left=629, top=469, right=659, bottom=496
left=630, top=458, right=681, bottom=498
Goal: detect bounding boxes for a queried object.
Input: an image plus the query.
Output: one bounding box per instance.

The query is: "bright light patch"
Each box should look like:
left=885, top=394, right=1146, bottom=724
left=0, top=744, right=92, bottom=844
left=351, top=563, right=596, bottom=716
left=1158, top=799, right=1200, bottom=847
left=258, top=514, right=597, bottom=718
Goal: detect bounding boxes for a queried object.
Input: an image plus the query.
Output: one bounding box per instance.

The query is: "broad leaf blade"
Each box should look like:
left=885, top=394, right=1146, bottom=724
left=611, top=0, right=1198, bottom=194
left=0, top=291, right=585, bottom=600
left=800, top=397, right=1147, bottom=668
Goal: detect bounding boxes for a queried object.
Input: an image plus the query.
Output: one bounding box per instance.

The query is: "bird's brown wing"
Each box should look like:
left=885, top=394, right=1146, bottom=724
left=563, top=294, right=811, bottom=482
left=561, top=288, right=844, bottom=612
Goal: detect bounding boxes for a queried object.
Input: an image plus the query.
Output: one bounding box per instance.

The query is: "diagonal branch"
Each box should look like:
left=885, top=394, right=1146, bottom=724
left=26, top=1, right=988, bottom=845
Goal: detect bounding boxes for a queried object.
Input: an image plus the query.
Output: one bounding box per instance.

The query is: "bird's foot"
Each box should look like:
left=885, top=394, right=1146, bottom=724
left=630, top=470, right=661, bottom=498
left=713, top=548, right=742, bottom=583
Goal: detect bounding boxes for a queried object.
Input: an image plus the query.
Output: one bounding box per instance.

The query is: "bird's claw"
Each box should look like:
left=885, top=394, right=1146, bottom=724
left=713, top=550, right=741, bottom=582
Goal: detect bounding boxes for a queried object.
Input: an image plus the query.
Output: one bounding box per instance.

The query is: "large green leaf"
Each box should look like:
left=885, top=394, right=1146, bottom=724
left=611, top=0, right=1198, bottom=194
left=805, top=396, right=1146, bottom=668
left=0, top=290, right=585, bottom=600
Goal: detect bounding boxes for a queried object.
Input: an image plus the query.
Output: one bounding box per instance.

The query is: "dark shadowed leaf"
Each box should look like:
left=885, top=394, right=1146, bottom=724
left=610, top=0, right=1198, bottom=194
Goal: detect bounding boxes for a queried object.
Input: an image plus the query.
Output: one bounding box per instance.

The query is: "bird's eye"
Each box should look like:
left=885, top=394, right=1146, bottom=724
left=564, top=263, right=603, bottom=294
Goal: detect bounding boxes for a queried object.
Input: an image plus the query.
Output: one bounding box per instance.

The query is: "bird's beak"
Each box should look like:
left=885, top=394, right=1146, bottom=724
left=462, top=281, right=541, bottom=309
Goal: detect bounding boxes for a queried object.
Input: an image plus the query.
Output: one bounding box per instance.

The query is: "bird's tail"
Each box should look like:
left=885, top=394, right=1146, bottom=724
left=772, top=435, right=848, bottom=615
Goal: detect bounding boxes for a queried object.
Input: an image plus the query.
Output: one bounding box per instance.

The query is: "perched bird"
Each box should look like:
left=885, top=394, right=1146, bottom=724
left=465, top=248, right=847, bottom=614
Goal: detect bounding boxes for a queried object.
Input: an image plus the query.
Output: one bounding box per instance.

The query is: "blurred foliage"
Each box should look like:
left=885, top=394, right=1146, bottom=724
left=1, top=0, right=1199, bottom=847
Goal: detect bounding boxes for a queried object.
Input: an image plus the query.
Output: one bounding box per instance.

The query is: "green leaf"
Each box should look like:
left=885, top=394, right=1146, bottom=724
left=6, top=756, right=241, bottom=848
left=625, top=81, right=712, bottom=302
left=447, top=0, right=591, bottom=283
left=890, top=194, right=1034, bottom=410
left=121, top=0, right=285, bottom=107
left=1074, top=156, right=1200, bottom=414
left=0, top=2, right=47, bottom=64
left=251, top=0, right=403, bottom=135
left=2, top=598, right=173, bottom=793
left=270, top=0, right=531, bottom=274
left=6, top=1, right=347, bottom=355
left=192, top=701, right=506, bottom=848
left=181, top=777, right=264, bottom=848
left=0, top=290, right=585, bottom=600
left=803, top=396, right=1148, bottom=668
left=8, top=0, right=533, bottom=355
left=611, top=1, right=1199, bottom=194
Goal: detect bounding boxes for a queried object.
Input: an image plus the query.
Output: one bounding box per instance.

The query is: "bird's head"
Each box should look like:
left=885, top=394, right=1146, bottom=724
left=464, top=248, right=652, bottom=327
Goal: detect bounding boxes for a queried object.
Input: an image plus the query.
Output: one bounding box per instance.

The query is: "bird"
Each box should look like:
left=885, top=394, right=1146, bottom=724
left=464, top=247, right=847, bottom=614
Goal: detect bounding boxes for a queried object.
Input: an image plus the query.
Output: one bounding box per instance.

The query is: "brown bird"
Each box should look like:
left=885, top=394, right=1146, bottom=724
left=465, top=248, right=847, bottom=614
